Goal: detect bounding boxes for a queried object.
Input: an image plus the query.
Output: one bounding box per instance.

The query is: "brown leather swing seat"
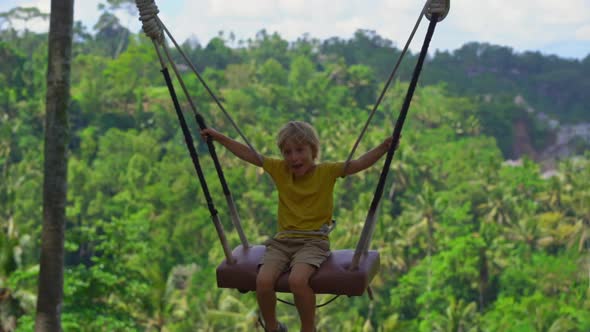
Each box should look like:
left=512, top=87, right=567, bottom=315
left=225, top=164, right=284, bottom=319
left=216, top=245, right=380, bottom=296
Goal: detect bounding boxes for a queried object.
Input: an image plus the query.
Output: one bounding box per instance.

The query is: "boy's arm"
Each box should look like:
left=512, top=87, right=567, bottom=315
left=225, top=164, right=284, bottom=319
left=201, top=128, right=264, bottom=167
left=343, top=137, right=394, bottom=176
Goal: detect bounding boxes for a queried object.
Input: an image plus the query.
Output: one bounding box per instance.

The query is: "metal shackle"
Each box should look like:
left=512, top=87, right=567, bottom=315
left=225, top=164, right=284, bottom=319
left=426, top=0, right=450, bottom=22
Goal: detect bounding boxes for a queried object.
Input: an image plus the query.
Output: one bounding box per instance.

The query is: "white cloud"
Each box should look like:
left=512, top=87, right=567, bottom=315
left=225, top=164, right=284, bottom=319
left=208, top=0, right=276, bottom=18
left=417, top=0, right=590, bottom=55
left=161, top=0, right=588, bottom=58
left=0, top=0, right=49, bottom=31
left=75, top=0, right=102, bottom=27
left=9, top=0, right=49, bottom=11
left=576, top=25, right=590, bottom=41
left=1, top=1, right=127, bottom=32
left=277, top=0, right=306, bottom=15
left=382, top=0, right=419, bottom=13
left=536, top=0, right=588, bottom=25
left=1, top=0, right=587, bottom=58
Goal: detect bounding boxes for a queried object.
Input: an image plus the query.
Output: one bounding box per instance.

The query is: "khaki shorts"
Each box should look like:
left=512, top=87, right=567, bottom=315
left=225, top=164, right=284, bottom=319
left=261, top=237, right=331, bottom=272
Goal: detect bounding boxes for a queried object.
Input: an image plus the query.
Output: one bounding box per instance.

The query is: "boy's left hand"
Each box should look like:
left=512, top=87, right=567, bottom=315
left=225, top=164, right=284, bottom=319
left=383, top=135, right=401, bottom=150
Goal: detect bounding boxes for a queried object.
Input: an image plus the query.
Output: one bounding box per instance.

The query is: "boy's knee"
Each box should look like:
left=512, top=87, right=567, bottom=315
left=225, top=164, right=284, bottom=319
left=256, top=272, right=277, bottom=292
left=288, top=274, right=310, bottom=293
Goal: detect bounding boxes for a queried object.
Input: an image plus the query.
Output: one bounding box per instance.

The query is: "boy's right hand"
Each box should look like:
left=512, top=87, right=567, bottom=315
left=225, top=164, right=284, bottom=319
left=200, top=128, right=222, bottom=142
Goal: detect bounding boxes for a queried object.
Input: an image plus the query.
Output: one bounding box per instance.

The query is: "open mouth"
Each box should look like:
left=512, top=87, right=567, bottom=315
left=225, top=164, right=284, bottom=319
left=291, top=163, right=303, bottom=171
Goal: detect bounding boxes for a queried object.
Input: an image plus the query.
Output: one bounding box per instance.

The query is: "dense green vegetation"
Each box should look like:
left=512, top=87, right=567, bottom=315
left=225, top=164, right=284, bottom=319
left=1, top=5, right=589, bottom=331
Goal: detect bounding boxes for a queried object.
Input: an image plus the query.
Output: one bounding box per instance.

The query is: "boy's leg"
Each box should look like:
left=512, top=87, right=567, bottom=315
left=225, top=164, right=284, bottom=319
left=288, top=263, right=317, bottom=332
left=257, top=263, right=283, bottom=331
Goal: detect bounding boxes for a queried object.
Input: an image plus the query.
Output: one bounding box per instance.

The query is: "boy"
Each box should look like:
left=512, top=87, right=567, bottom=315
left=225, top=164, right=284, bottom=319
left=201, top=121, right=393, bottom=332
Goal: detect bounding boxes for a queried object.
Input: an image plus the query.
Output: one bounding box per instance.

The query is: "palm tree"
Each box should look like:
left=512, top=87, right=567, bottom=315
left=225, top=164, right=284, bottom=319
left=559, top=157, right=590, bottom=291
left=564, top=191, right=590, bottom=292
left=1, top=217, right=23, bottom=332
left=206, top=291, right=261, bottom=331
left=505, top=205, right=554, bottom=253
left=134, top=264, right=199, bottom=331
left=563, top=160, right=590, bottom=253
left=403, top=182, right=441, bottom=318
left=405, top=183, right=440, bottom=260
left=431, top=297, right=478, bottom=332
left=476, top=184, right=515, bottom=226
left=538, top=176, right=563, bottom=211
left=476, top=222, right=514, bottom=310
left=35, top=1, right=74, bottom=330
left=389, top=144, right=420, bottom=197
left=565, top=216, right=590, bottom=254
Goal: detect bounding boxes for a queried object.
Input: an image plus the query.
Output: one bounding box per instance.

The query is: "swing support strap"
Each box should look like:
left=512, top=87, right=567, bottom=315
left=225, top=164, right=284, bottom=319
left=159, top=66, right=235, bottom=263
left=136, top=0, right=250, bottom=260
left=351, top=12, right=442, bottom=270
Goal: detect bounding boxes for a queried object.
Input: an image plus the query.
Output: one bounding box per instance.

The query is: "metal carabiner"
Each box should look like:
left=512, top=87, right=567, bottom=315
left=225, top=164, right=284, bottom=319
left=425, top=0, right=450, bottom=22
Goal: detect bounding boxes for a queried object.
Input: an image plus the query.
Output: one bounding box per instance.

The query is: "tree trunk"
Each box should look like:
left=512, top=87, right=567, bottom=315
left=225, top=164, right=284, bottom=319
left=35, top=1, right=74, bottom=331
left=478, top=248, right=489, bottom=311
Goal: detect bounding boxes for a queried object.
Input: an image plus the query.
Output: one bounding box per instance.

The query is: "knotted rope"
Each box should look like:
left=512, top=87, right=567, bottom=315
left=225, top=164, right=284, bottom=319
left=135, top=0, right=164, bottom=44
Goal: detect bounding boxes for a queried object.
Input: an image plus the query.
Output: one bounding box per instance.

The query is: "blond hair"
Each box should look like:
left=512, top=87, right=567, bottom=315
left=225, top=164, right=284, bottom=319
left=277, top=121, right=320, bottom=160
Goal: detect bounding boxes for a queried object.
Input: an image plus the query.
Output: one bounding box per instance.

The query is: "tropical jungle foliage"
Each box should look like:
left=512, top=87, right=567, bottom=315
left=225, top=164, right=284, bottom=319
left=1, top=4, right=589, bottom=332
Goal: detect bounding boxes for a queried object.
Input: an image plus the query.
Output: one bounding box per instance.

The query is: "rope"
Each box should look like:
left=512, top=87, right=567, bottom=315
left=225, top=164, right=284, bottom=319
left=277, top=294, right=341, bottom=308
left=343, top=0, right=433, bottom=173
left=136, top=0, right=250, bottom=250
left=351, top=12, right=441, bottom=270
left=159, top=64, right=234, bottom=263
left=155, top=16, right=264, bottom=165
left=256, top=295, right=341, bottom=330
left=135, top=0, right=164, bottom=44
left=160, top=41, right=249, bottom=248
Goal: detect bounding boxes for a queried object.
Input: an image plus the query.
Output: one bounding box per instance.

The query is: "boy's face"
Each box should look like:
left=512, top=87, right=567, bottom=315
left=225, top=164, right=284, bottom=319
left=281, top=140, right=315, bottom=178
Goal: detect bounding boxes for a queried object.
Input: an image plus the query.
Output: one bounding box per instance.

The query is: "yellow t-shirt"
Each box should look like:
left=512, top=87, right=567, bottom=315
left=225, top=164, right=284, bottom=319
left=263, top=157, right=345, bottom=237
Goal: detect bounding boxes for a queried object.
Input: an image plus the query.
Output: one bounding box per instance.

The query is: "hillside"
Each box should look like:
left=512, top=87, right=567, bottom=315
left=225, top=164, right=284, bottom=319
left=1, top=5, right=590, bottom=331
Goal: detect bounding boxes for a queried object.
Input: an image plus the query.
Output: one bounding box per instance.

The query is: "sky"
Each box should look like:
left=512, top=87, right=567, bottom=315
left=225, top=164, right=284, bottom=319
left=2, top=0, right=589, bottom=60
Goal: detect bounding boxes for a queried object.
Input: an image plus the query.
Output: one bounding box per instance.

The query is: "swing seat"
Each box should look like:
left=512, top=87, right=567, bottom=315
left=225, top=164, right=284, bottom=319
left=216, top=245, right=380, bottom=296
